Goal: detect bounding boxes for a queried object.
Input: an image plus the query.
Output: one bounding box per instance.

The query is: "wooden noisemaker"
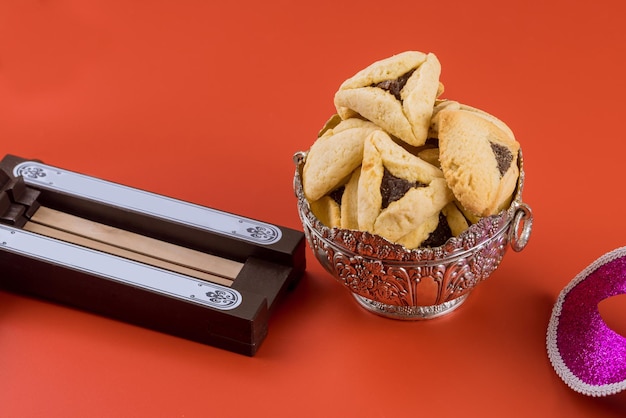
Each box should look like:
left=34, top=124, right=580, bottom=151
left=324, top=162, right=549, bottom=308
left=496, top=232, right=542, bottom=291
left=0, top=154, right=305, bottom=356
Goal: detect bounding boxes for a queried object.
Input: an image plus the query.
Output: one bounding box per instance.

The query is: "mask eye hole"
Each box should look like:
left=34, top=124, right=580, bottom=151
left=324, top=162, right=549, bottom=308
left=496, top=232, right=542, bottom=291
left=598, top=293, right=626, bottom=338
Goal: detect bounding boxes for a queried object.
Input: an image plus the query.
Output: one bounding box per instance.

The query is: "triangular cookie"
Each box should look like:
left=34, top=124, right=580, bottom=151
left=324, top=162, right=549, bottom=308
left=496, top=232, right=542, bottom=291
left=302, top=117, right=379, bottom=202
left=374, top=177, right=452, bottom=242
left=357, top=130, right=452, bottom=242
left=334, top=51, right=441, bottom=147
left=436, top=108, right=520, bottom=217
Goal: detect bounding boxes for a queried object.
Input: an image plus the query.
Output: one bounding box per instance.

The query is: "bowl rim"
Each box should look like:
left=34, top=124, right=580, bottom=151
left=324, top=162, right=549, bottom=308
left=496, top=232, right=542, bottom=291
left=293, top=148, right=531, bottom=263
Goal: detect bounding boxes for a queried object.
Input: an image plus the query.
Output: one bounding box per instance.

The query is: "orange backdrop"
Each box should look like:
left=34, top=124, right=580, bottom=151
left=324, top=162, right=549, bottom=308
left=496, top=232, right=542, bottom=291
left=1, top=1, right=626, bottom=417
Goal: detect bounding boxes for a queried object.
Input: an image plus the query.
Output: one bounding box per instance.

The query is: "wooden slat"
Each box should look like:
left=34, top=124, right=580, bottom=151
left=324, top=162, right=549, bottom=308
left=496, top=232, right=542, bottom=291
left=28, top=207, right=243, bottom=281
left=23, top=222, right=234, bottom=287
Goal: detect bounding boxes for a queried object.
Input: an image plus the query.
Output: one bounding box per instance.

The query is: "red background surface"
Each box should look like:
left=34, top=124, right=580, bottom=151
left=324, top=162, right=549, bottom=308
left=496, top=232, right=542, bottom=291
left=1, top=1, right=626, bottom=416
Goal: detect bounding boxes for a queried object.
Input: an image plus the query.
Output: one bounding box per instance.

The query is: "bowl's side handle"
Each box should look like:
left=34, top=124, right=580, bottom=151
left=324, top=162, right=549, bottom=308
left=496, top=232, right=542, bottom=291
left=509, top=203, right=533, bottom=252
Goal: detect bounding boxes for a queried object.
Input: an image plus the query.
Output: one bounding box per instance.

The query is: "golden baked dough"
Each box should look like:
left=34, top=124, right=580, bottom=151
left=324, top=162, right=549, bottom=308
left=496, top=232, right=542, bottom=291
left=302, top=117, right=379, bottom=202
left=357, top=130, right=451, bottom=242
left=430, top=100, right=515, bottom=142
left=310, top=195, right=341, bottom=228
left=340, top=168, right=361, bottom=230
left=334, top=51, right=441, bottom=147
left=395, top=200, right=470, bottom=249
left=371, top=130, right=442, bottom=183
left=441, top=201, right=470, bottom=236
left=373, top=177, right=453, bottom=242
left=396, top=212, right=440, bottom=249
left=357, top=133, right=384, bottom=232
left=416, top=147, right=440, bottom=167
left=436, top=108, right=520, bottom=217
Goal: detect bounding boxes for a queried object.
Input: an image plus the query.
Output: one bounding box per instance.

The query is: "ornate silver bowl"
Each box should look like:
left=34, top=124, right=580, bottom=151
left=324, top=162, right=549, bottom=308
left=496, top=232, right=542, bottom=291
left=293, top=150, right=533, bottom=319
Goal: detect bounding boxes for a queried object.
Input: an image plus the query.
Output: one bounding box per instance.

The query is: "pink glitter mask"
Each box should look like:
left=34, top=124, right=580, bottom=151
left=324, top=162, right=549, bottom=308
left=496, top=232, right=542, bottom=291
left=547, top=246, right=626, bottom=396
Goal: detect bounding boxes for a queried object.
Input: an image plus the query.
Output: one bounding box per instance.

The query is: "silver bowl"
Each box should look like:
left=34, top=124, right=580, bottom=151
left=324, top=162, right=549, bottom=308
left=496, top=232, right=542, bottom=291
left=293, top=150, right=533, bottom=320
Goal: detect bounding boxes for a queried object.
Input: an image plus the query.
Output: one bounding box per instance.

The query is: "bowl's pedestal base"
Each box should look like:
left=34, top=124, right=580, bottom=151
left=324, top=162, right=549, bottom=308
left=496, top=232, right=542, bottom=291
left=352, top=293, right=469, bottom=320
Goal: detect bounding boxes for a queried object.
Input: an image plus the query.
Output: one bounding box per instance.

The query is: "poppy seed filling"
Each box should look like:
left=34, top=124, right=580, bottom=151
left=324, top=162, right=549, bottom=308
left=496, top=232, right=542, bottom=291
left=489, top=142, right=513, bottom=177
left=372, top=69, right=416, bottom=101
left=421, top=212, right=453, bottom=248
left=329, top=186, right=344, bottom=206
left=380, top=167, right=426, bottom=209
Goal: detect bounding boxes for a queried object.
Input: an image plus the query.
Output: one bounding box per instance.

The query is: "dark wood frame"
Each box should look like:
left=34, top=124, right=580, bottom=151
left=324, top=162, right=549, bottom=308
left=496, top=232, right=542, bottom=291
left=0, top=154, right=306, bottom=356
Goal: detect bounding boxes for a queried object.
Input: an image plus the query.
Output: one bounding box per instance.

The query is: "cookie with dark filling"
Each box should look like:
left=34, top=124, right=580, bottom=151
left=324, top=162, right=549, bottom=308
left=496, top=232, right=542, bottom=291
left=435, top=107, right=520, bottom=217
left=374, top=177, right=452, bottom=244
left=334, top=51, right=442, bottom=147
left=358, top=130, right=452, bottom=244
